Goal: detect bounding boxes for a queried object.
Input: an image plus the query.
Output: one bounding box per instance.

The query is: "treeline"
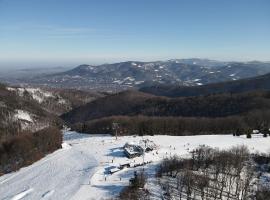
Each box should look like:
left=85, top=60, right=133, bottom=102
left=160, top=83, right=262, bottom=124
left=71, top=109, right=270, bottom=136
left=0, top=127, right=62, bottom=175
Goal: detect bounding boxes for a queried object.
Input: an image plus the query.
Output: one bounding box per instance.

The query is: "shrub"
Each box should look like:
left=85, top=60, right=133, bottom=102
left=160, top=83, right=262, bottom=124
left=246, top=132, right=252, bottom=138
left=118, top=171, right=148, bottom=200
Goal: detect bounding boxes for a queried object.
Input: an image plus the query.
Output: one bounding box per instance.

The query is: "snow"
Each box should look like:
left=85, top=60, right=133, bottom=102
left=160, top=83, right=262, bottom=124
left=1, top=132, right=270, bottom=200
left=135, top=81, right=145, bottom=85
left=6, top=87, right=16, bottom=91
left=22, top=88, right=53, bottom=103
left=72, top=75, right=81, bottom=78
left=113, top=80, right=123, bottom=84
left=61, top=142, right=71, bottom=149
left=230, top=73, right=236, bottom=76
left=14, top=110, right=33, bottom=122
left=11, top=188, right=34, bottom=200
left=7, top=87, right=66, bottom=104
left=58, top=99, right=67, bottom=104
left=123, top=77, right=135, bottom=81
left=253, top=130, right=260, bottom=134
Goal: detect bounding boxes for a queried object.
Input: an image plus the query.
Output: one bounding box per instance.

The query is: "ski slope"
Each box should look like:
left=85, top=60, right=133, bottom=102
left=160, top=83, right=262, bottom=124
left=1, top=131, right=270, bottom=200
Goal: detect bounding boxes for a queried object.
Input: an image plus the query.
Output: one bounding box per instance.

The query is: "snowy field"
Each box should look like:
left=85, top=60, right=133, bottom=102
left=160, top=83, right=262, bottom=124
left=1, top=131, right=270, bottom=200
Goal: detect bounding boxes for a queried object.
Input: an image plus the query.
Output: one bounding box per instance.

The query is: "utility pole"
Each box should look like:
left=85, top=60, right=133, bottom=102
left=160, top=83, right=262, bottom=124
left=142, top=139, right=147, bottom=171
left=112, top=122, right=119, bottom=140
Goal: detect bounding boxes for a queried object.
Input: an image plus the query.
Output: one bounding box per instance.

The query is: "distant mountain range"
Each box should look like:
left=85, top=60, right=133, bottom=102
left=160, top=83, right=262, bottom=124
left=17, top=59, right=270, bottom=91
left=140, top=72, right=270, bottom=97
left=62, top=69, right=270, bottom=125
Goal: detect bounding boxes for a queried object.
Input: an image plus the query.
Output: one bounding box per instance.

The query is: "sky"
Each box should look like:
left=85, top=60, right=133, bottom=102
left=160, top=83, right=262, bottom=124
left=0, top=0, right=269, bottom=68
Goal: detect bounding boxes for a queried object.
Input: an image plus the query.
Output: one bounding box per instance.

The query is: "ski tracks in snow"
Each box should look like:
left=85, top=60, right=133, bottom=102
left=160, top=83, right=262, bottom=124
left=10, top=188, right=34, bottom=200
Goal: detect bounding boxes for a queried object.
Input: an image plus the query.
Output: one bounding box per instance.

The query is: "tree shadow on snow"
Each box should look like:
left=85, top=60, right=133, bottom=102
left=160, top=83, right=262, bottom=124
left=106, top=148, right=125, bottom=158
left=93, top=185, right=125, bottom=196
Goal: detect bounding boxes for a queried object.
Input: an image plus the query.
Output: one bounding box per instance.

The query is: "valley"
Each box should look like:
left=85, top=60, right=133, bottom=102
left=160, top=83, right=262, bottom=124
left=2, top=59, right=270, bottom=92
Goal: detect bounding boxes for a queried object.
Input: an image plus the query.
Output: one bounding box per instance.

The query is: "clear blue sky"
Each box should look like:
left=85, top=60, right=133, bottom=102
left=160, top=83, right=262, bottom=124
left=0, top=0, right=269, bottom=68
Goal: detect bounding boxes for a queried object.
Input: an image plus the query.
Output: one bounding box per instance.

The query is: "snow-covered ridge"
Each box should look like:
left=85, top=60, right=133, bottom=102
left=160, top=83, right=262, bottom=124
left=7, top=87, right=66, bottom=104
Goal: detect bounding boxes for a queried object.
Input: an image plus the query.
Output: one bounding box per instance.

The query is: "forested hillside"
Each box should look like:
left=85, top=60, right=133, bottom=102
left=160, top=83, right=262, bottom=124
left=0, top=83, right=100, bottom=175
left=62, top=90, right=270, bottom=124
left=140, top=72, right=270, bottom=97
left=0, top=84, right=62, bottom=142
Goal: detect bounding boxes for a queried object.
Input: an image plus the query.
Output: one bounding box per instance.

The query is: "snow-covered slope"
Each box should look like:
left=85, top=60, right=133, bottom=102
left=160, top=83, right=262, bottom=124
left=1, top=131, right=270, bottom=200
left=0, top=85, right=58, bottom=140
left=7, top=87, right=67, bottom=104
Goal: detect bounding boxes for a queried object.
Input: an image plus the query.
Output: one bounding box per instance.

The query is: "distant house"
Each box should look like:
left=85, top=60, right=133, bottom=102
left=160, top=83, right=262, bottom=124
left=124, top=142, right=144, bottom=158
left=123, top=140, right=157, bottom=158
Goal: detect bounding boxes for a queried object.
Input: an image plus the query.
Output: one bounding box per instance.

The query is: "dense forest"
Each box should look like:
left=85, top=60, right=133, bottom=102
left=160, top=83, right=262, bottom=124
left=62, top=90, right=270, bottom=124
left=71, top=108, right=270, bottom=136
left=0, top=127, right=62, bottom=175
left=63, top=86, right=270, bottom=137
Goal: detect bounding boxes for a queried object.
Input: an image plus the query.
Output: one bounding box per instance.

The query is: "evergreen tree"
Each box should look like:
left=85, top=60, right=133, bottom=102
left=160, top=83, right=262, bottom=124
left=236, top=128, right=241, bottom=136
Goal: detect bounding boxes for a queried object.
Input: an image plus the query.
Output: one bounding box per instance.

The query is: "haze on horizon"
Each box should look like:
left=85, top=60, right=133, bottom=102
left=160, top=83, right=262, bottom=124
left=0, top=0, right=269, bottom=69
